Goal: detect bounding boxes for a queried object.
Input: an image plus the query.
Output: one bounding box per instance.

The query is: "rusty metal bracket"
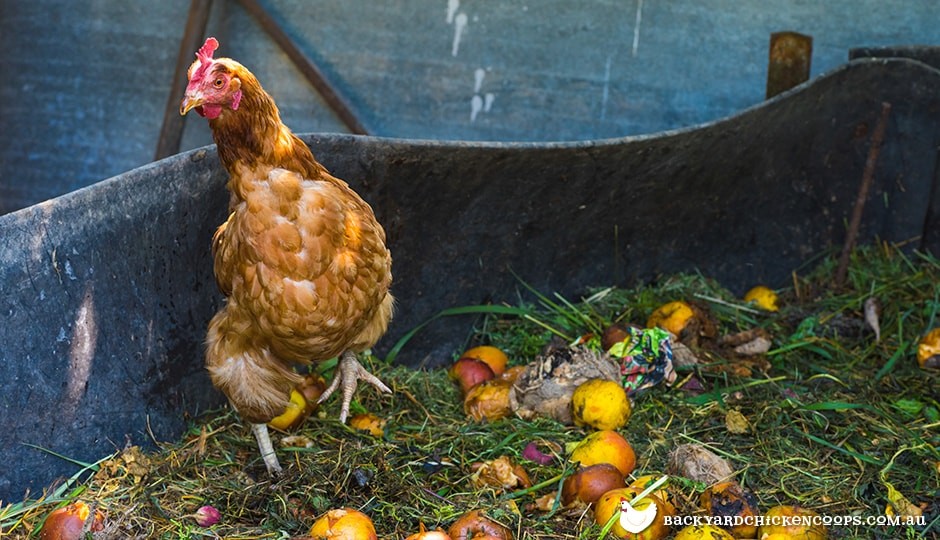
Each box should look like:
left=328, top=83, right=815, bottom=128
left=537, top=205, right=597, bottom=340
left=238, top=0, right=369, bottom=136
left=155, top=0, right=214, bottom=160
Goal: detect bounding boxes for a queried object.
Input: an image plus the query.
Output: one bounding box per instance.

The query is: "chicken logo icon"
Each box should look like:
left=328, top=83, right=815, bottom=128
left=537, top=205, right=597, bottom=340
left=619, top=497, right=658, bottom=534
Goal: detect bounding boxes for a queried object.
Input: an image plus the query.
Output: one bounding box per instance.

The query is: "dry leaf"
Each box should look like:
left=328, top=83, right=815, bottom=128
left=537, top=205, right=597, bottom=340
left=533, top=493, right=556, bottom=512
left=470, top=456, right=531, bottom=493
left=725, top=409, right=750, bottom=434
left=280, top=435, right=314, bottom=448
left=734, top=336, right=772, bottom=356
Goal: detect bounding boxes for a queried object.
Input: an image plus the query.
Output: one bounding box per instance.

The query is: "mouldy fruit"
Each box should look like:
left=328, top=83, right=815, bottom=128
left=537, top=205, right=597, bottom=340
left=447, top=510, right=513, bottom=540
left=349, top=413, right=386, bottom=437
left=917, top=328, right=940, bottom=369
left=464, top=378, right=512, bottom=422
left=672, top=523, right=735, bottom=540
left=39, top=501, right=105, bottom=540
left=461, top=345, right=509, bottom=376
left=309, top=508, right=378, bottom=540
left=646, top=301, right=695, bottom=336
left=268, top=388, right=310, bottom=431
left=743, top=285, right=780, bottom=312
left=569, top=430, right=636, bottom=476
left=450, top=357, right=496, bottom=394
left=500, top=365, right=526, bottom=384
left=561, top=463, right=627, bottom=507
left=699, top=481, right=759, bottom=539
left=757, top=505, right=827, bottom=540
left=571, top=378, right=632, bottom=430
left=594, top=487, right=669, bottom=539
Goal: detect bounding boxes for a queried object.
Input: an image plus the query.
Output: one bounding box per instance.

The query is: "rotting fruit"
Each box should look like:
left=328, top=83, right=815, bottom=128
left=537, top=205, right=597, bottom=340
left=646, top=301, right=695, bottom=336
left=757, top=505, right=827, bottom=540
left=569, top=430, right=636, bottom=476
left=39, top=501, right=105, bottom=540
left=917, top=328, right=940, bottom=369
left=571, top=378, right=632, bottom=430
left=743, top=285, right=780, bottom=312
left=561, top=463, right=627, bottom=506
left=461, top=345, right=509, bottom=376
left=309, top=507, right=378, bottom=540
left=594, top=486, right=670, bottom=539
left=267, top=388, right=310, bottom=431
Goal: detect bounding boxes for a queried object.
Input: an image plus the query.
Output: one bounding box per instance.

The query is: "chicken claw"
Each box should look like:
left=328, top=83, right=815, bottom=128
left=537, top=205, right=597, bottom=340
left=251, top=422, right=283, bottom=475
left=318, top=350, right=391, bottom=423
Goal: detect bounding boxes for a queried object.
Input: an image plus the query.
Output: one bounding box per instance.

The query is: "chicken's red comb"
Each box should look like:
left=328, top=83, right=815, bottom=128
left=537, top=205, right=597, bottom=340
left=190, top=37, right=220, bottom=82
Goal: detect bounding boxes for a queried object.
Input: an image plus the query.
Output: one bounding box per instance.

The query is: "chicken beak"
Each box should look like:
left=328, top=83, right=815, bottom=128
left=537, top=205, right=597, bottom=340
left=180, top=93, right=204, bottom=116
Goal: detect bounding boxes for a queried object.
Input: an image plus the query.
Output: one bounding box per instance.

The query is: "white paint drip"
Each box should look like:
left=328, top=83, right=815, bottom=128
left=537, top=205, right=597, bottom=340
left=452, top=12, right=468, bottom=57
left=470, top=94, right=483, bottom=121
left=601, top=55, right=612, bottom=120
left=632, top=0, right=643, bottom=57
left=474, top=68, right=486, bottom=93
left=484, top=93, right=495, bottom=112
left=446, top=0, right=459, bottom=24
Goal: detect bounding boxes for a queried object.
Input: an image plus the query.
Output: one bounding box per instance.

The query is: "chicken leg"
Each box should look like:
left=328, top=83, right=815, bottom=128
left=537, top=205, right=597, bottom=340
left=251, top=422, right=282, bottom=475
left=318, top=350, right=392, bottom=422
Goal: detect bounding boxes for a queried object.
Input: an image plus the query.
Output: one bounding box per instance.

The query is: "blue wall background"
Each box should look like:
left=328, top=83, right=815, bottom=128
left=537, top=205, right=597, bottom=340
left=1, top=0, right=938, bottom=214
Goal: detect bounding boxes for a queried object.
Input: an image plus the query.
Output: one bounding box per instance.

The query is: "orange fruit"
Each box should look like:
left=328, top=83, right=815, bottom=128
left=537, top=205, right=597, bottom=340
left=757, top=505, right=827, bottom=540
left=569, top=430, right=636, bottom=476
left=646, top=301, right=695, bottom=335
left=349, top=413, right=386, bottom=437
left=461, top=345, right=509, bottom=375
left=40, top=501, right=105, bottom=540
left=309, top=508, right=377, bottom=540
left=464, top=379, right=512, bottom=422
left=594, top=487, right=669, bottom=539
left=917, top=328, right=940, bottom=369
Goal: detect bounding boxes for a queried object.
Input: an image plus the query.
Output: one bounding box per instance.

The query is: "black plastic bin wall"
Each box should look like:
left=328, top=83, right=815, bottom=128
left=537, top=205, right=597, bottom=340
left=1, top=57, right=939, bottom=500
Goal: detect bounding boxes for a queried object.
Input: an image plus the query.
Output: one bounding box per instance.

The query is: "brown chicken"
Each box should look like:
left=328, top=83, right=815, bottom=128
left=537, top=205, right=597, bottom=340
left=179, top=37, right=394, bottom=474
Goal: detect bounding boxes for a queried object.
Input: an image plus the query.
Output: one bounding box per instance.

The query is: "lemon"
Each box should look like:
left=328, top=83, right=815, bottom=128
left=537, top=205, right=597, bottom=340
left=646, top=301, right=695, bottom=335
left=571, top=378, right=632, bottom=430
left=743, top=285, right=779, bottom=312
left=268, top=388, right=309, bottom=431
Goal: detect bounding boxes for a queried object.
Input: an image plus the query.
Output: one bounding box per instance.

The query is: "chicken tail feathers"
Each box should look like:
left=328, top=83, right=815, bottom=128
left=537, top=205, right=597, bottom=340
left=205, top=304, right=302, bottom=423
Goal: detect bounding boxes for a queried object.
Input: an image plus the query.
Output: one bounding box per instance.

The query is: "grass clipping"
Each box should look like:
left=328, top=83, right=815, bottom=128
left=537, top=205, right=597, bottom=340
left=2, top=245, right=939, bottom=539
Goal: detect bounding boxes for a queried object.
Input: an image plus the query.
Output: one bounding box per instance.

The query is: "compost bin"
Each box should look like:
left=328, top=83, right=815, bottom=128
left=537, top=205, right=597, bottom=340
left=1, top=54, right=939, bottom=501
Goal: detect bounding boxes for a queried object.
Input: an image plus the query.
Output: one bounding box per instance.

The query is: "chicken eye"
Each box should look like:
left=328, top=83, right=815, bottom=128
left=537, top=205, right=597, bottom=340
left=213, top=78, right=225, bottom=89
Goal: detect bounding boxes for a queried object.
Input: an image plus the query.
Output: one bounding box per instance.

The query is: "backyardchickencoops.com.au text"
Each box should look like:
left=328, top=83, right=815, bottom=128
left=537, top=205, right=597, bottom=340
left=663, top=513, right=926, bottom=528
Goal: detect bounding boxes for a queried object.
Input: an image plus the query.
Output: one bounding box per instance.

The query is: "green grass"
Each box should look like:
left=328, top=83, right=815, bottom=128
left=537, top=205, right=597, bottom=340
left=2, top=244, right=938, bottom=539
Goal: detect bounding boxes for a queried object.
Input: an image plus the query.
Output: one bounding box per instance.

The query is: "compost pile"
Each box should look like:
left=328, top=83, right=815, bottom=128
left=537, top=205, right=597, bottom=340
left=2, top=245, right=938, bottom=539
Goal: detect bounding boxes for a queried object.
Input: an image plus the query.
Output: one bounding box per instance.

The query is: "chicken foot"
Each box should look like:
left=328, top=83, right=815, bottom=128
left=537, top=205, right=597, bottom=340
left=251, top=422, right=282, bottom=475
left=318, top=350, right=392, bottom=422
